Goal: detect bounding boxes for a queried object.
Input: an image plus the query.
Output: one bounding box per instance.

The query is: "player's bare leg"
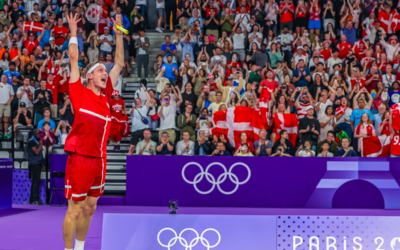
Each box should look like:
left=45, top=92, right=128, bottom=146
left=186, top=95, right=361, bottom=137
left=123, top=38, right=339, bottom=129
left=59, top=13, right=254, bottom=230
left=75, top=196, right=99, bottom=242
left=63, top=199, right=83, bottom=249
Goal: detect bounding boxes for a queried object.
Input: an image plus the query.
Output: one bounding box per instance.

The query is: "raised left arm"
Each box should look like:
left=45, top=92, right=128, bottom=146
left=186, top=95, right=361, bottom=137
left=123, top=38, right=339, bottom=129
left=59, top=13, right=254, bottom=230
left=109, top=14, right=124, bottom=87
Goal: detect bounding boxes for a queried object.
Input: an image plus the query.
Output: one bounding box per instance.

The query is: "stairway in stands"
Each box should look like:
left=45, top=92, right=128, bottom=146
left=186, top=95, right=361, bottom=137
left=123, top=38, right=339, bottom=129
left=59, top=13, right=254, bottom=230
left=103, top=31, right=171, bottom=196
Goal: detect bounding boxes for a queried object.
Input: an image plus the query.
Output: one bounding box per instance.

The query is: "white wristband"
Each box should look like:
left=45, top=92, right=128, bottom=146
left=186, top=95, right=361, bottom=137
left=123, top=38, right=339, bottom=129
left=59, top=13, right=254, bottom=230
left=69, top=37, right=78, bottom=46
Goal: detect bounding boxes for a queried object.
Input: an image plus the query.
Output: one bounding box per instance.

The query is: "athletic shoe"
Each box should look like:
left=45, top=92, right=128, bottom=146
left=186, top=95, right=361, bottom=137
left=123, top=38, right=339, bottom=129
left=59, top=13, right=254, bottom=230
left=145, top=78, right=149, bottom=82
left=4, top=134, right=10, bottom=139
left=0, top=134, right=3, bottom=139
left=161, top=27, right=165, bottom=31
left=156, top=28, right=163, bottom=33
left=137, top=77, right=141, bottom=82
left=131, top=61, right=136, bottom=65
left=29, top=200, right=44, bottom=205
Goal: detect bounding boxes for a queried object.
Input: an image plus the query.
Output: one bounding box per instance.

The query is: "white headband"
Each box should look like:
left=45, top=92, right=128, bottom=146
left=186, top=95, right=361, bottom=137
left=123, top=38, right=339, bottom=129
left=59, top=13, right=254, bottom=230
left=86, top=63, right=104, bottom=79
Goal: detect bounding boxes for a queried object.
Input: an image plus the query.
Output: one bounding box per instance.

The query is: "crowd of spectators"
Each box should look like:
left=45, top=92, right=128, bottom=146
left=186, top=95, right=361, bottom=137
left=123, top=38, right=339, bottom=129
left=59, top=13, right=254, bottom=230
left=0, top=0, right=399, bottom=158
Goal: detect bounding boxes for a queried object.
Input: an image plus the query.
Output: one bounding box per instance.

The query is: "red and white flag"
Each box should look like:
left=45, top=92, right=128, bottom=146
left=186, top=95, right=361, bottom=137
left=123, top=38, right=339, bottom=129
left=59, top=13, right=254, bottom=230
left=361, top=135, right=391, bottom=157
left=391, top=9, right=400, bottom=33
left=391, top=103, right=400, bottom=131
left=211, top=106, right=264, bottom=147
left=23, top=21, right=43, bottom=32
left=335, top=105, right=347, bottom=116
left=273, top=113, right=298, bottom=146
left=378, top=10, right=391, bottom=33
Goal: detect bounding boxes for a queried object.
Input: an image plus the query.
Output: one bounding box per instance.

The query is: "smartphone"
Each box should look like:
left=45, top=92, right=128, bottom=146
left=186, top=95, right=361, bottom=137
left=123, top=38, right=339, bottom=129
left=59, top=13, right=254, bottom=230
left=165, top=98, right=169, bottom=103
left=62, top=120, right=66, bottom=124
left=335, top=71, right=339, bottom=75
left=133, top=100, right=137, bottom=105
left=200, top=114, right=206, bottom=119
left=299, top=87, right=303, bottom=90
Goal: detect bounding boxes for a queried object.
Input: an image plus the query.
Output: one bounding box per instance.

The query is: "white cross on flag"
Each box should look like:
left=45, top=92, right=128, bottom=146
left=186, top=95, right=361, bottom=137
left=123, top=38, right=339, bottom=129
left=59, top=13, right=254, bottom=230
left=23, top=21, right=44, bottom=32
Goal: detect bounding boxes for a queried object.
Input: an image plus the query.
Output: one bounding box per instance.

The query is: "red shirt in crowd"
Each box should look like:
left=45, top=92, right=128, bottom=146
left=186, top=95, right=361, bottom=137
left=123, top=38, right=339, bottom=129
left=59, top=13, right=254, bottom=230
left=110, top=98, right=126, bottom=120
left=46, top=81, right=59, bottom=104
left=24, top=39, right=39, bottom=55
left=366, top=74, right=382, bottom=92
left=391, top=132, right=400, bottom=156
left=337, top=42, right=352, bottom=59
left=52, top=25, right=69, bottom=46
left=279, top=3, right=294, bottom=22
left=349, top=77, right=366, bottom=90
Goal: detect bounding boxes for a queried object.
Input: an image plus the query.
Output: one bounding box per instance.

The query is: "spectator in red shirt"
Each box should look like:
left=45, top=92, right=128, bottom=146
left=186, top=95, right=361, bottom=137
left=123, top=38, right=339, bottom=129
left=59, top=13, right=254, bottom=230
left=23, top=32, right=44, bottom=55
left=235, top=131, right=255, bottom=153
left=337, top=35, right=352, bottom=59
left=279, top=0, right=294, bottom=32
left=51, top=17, right=68, bottom=50
left=366, top=65, right=383, bottom=93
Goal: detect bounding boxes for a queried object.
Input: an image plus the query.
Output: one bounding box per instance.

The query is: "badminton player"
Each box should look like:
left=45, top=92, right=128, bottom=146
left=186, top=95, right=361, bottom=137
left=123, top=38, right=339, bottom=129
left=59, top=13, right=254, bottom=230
left=62, top=13, right=124, bottom=250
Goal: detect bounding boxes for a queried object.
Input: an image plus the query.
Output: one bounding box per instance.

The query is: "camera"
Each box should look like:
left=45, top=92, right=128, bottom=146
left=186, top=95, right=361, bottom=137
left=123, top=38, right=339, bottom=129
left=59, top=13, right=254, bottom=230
left=169, top=200, right=178, bottom=214
left=200, top=114, right=207, bottom=119
left=204, top=92, right=209, bottom=97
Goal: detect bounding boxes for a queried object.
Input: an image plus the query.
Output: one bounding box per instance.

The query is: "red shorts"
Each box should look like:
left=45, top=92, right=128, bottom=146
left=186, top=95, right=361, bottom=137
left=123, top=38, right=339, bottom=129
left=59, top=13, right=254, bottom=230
left=65, top=153, right=107, bottom=202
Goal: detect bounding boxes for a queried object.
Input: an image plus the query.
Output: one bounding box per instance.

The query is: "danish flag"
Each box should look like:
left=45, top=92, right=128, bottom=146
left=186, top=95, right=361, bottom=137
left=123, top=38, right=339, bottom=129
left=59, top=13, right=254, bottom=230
left=335, top=105, right=347, bottom=116
left=391, top=103, right=400, bottom=130
left=23, top=21, right=43, bottom=32
left=273, top=113, right=298, bottom=147
left=211, top=106, right=265, bottom=147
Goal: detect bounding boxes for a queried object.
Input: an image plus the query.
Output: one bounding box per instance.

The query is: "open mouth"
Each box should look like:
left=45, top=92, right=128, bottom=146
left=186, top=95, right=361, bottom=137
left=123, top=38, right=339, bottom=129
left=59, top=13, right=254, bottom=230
left=101, top=77, right=107, bottom=83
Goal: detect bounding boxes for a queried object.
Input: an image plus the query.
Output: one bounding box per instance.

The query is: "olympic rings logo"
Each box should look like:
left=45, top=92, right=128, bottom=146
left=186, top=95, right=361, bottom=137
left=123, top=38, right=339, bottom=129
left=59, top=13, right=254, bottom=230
left=182, top=162, right=251, bottom=195
left=157, top=228, right=221, bottom=250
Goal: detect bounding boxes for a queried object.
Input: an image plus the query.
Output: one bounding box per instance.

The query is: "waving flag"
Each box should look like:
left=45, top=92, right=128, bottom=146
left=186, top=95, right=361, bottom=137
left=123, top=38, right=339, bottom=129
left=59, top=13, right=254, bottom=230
left=23, top=21, right=43, bottom=32
left=391, top=103, right=400, bottom=130
left=378, top=10, right=391, bottom=33
left=391, top=9, right=400, bottom=33
left=211, top=106, right=264, bottom=147
left=273, top=113, right=298, bottom=146
left=361, top=135, right=391, bottom=157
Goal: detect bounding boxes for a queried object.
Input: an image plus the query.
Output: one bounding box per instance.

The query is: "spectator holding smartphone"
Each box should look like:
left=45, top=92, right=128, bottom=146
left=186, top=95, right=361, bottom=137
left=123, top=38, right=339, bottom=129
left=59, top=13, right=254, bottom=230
left=211, top=141, right=231, bottom=156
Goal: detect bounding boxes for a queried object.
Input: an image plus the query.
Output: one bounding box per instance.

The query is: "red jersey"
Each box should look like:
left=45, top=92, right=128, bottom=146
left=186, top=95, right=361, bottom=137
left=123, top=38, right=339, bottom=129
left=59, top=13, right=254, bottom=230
left=279, top=3, right=294, bottom=22
left=46, top=81, right=59, bottom=104
left=391, top=133, right=400, bottom=156
left=320, top=49, right=332, bottom=61
left=355, top=48, right=366, bottom=62
left=52, top=26, right=68, bottom=46
left=379, top=122, right=391, bottom=136
left=296, top=102, right=313, bottom=122
left=24, top=39, right=39, bottom=55
left=65, top=77, right=114, bottom=158
left=309, top=6, right=321, bottom=20
left=205, top=7, right=218, bottom=16
left=236, top=6, right=251, bottom=13
left=337, top=42, right=352, bottom=59
left=295, top=7, right=307, bottom=18
left=110, top=98, right=125, bottom=120
left=349, top=77, right=366, bottom=90
left=58, top=76, right=70, bottom=94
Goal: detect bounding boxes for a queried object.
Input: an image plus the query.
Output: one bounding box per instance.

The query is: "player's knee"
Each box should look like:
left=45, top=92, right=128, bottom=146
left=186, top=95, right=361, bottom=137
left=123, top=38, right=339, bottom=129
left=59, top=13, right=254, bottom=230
left=66, top=206, right=82, bottom=221
left=82, top=203, right=97, bottom=217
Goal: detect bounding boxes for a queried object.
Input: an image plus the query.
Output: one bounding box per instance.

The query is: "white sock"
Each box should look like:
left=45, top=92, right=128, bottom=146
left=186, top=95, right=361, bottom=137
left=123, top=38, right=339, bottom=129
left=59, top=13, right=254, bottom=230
left=116, top=141, right=120, bottom=145
left=74, top=240, right=85, bottom=250
left=65, top=249, right=73, bottom=250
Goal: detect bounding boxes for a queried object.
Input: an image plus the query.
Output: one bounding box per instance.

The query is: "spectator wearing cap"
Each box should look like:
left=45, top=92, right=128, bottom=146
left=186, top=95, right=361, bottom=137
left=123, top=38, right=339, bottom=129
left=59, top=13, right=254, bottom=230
left=135, top=29, right=150, bottom=82
left=162, top=55, right=179, bottom=86
left=59, top=93, right=74, bottom=126
left=161, top=35, right=177, bottom=63
left=27, top=128, right=44, bottom=205
left=23, top=31, right=44, bottom=56
left=99, top=26, right=115, bottom=56
left=217, top=74, right=244, bottom=103
left=12, top=101, right=32, bottom=131
left=16, top=77, right=35, bottom=114
left=0, top=74, right=14, bottom=138
left=293, top=59, right=311, bottom=88
left=298, top=106, right=320, bottom=149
